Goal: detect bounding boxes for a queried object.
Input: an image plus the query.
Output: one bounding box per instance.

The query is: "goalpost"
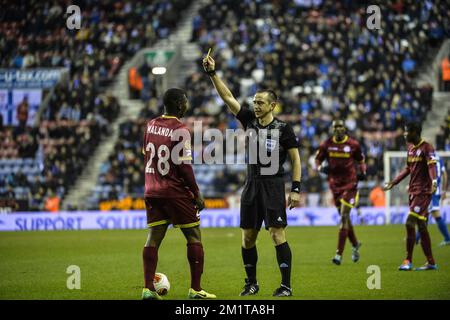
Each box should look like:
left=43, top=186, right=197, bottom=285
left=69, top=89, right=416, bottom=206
left=384, top=150, right=450, bottom=225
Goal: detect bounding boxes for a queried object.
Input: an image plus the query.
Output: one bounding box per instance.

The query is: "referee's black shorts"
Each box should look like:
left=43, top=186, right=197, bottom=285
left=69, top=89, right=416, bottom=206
left=240, top=176, right=287, bottom=230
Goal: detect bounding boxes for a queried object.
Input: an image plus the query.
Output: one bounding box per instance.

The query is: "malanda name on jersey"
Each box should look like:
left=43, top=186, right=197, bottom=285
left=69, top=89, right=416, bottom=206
left=147, top=125, right=174, bottom=138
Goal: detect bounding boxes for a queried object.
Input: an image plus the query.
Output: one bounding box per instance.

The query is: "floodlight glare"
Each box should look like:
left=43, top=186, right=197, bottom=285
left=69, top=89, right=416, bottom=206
left=152, top=67, right=167, bottom=75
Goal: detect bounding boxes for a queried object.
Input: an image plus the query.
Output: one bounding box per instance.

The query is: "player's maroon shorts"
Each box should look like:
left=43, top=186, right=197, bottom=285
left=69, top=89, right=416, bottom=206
left=145, top=197, right=200, bottom=229
left=408, top=193, right=432, bottom=220
left=332, top=188, right=359, bottom=209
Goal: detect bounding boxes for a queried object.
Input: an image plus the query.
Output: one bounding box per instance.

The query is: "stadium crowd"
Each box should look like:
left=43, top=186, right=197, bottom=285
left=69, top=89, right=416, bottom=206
left=95, top=0, right=447, bottom=209
left=1, top=0, right=448, bottom=211
left=436, top=109, right=450, bottom=151
left=180, top=0, right=447, bottom=205
left=88, top=103, right=248, bottom=209
left=0, top=0, right=192, bottom=211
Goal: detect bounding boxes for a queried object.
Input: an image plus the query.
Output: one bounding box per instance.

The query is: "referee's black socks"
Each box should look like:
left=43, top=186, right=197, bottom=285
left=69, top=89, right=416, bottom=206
left=242, top=246, right=258, bottom=284
left=275, top=242, right=292, bottom=288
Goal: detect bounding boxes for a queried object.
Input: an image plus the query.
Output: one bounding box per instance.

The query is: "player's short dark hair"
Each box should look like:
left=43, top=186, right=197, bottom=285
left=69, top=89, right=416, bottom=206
left=405, top=121, right=422, bottom=135
left=256, top=89, right=278, bottom=103
left=163, top=88, right=186, bottom=114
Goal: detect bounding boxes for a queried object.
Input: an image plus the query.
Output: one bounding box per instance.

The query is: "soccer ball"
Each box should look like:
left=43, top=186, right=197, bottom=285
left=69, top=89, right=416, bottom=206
left=153, top=273, right=170, bottom=295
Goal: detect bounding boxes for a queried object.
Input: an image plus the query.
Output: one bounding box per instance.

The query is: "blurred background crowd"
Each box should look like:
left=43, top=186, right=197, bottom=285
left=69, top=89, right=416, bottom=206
left=0, top=0, right=449, bottom=211
left=0, top=0, right=192, bottom=210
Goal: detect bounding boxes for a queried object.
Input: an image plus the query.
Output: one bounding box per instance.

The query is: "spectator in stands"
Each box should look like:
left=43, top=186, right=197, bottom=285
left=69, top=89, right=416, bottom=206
left=0, top=186, right=17, bottom=210
left=16, top=129, right=38, bottom=158
left=16, top=96, right=29, bottom=131
left=441, top=54, right=450, bottom=91
left=369, top=178, right=386, bottom=208
left=139, top=61, right=152, bottom=102
left=191, top=14, right=204, bottom=42
left=436, top=125, right=447, bottom=150
left=129, top=67, right=143, bottom=99
left=13, top=171, right=29, bottom=188
left=402, top=54, right=416, bottom=75
left=44, top=190, right=60, bottom=213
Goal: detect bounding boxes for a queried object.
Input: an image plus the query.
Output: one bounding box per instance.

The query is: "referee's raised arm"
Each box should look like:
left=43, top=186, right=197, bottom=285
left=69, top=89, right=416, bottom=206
left=202, top=50, right=241, bottom=116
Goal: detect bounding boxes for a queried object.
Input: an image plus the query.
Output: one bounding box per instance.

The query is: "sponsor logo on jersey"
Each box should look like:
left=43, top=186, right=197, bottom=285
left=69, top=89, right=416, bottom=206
left=407, top=156, right=423, bottom=163
left=266, top=139, right=277, bottom=151
left=329, top=152, right=351, bottom=158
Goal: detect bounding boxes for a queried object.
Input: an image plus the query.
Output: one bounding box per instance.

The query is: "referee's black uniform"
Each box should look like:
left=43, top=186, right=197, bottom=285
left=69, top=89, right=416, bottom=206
left=236, top=107, right=299, bottom=230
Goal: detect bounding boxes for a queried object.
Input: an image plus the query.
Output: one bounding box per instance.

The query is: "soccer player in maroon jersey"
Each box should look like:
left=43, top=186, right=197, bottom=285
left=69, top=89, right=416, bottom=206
left=384, top=122, right=438, bottom=271
left=141, top=88, right=216, bottom=300
left=315, top=120, right=366, bottom=265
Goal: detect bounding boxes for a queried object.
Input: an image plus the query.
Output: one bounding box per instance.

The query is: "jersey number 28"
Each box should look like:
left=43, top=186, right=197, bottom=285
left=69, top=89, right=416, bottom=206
left=145, top=142, right=170, bottom=176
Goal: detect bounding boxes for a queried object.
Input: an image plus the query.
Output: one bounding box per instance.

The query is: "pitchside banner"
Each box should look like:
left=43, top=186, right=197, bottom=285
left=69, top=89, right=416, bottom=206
left=0, top=207, right=449, bottom=231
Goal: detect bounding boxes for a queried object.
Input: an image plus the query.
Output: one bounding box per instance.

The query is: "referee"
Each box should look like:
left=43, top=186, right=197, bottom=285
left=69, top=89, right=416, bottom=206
left=203, top=53, right=302, bottom=297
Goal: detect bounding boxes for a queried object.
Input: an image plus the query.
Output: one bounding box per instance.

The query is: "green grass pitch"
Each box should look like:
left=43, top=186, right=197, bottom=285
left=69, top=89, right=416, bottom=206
left=0, top=225, right=449, bottom=300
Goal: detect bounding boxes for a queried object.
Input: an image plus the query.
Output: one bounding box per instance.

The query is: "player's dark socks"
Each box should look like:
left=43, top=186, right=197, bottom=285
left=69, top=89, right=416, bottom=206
left=143, top=246, right=158, bottom=290
left=275, top=242, right=292, bottom=288
left=242, top=246, right=258, bottom=284
left=406, top=224, right=415, bottom=261
left=347, top=224, right=358, bottom=247
left=418, top=229, right=435, bottom=265
left=187, top=242, right=204, bottom=291
left=435, top=217, right=450, bottom=241
left=337, top=228, right=348, bottom=255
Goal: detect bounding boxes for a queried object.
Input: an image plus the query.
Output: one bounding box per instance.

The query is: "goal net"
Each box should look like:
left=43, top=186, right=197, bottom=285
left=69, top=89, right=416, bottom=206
left=384, top=150, right=450, bottom=224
